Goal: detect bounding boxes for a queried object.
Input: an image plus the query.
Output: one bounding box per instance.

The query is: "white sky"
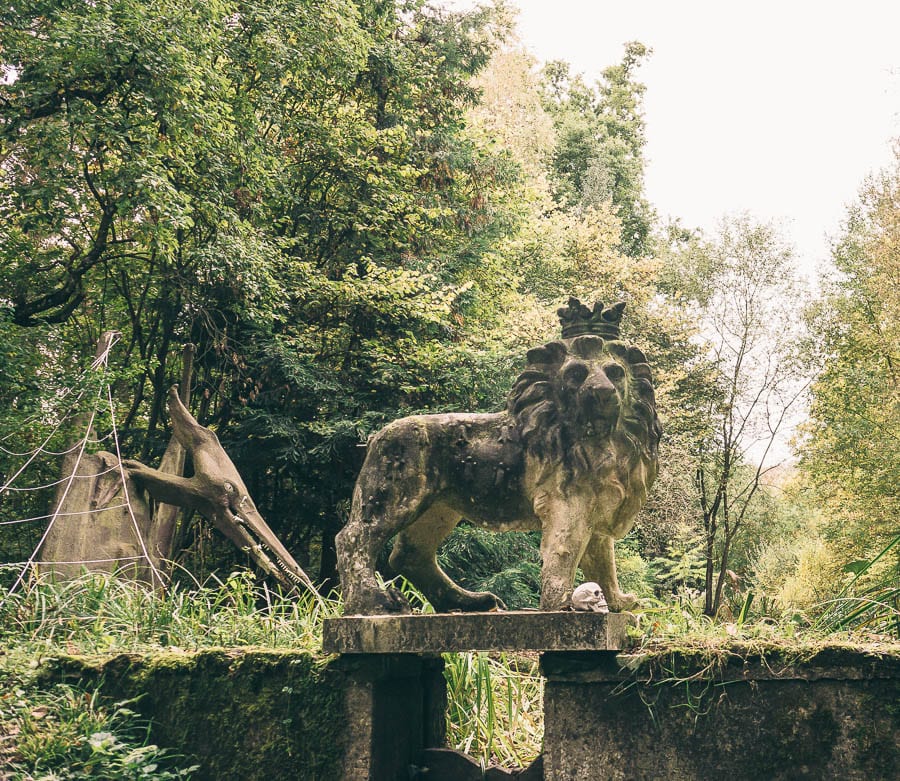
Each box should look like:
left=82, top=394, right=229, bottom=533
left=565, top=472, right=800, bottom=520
left=447, top=0, right=900, bottom=277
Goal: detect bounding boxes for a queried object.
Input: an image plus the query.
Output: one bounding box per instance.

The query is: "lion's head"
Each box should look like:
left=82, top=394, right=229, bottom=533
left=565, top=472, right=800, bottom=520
left=507, top=323, right=661, bottom=483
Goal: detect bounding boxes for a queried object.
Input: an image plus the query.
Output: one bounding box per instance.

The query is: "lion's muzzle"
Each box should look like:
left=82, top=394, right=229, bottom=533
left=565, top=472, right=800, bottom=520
left=577, top=366, right=620, bottom=421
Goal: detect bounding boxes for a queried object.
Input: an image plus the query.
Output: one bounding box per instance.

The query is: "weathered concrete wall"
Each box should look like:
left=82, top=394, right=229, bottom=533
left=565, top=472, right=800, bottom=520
left=38, top=649, right=445, bottom=781
left=541, top=646, right=900, bottom=781
left=36, top=643, right=900, bottom=781
left=39, top=650, right=348, bottom=781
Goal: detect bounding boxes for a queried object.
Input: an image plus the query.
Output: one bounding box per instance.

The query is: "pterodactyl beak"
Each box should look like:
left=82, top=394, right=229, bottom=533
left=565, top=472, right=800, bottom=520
left=212, top=483, right=317, bottom=594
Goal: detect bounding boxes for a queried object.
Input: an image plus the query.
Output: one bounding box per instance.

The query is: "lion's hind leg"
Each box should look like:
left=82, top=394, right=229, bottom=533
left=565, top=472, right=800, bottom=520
left=389, top=506, right=506, bottom=613
left=337, top=418, right=446, bottom=615
left=336, top=486, right=413, bottom=615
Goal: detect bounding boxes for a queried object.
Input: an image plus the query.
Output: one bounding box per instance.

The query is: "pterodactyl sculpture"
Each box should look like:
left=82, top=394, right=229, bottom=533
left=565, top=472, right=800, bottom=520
left=37, top=337, right=313, bottom=592
left=122, top=386, right=316, bottom=593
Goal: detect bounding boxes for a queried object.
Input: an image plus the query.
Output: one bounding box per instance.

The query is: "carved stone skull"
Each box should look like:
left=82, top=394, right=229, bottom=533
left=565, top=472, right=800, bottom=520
left=571, top=582, right=609, bottom=613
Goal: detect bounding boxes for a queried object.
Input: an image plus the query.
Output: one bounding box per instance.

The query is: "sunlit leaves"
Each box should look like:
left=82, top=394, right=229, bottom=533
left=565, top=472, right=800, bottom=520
left=540, top=42, right=655, bottom=257
left=801, top=148, right=900, bottom=552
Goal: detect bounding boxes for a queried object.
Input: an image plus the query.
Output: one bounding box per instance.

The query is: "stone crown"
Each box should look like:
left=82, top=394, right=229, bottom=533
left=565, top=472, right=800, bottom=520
left=557, top=297, right=625, bottom=339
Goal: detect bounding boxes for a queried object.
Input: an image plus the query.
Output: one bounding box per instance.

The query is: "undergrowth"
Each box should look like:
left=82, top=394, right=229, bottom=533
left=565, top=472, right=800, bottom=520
left=0, top=570, right=340, bottom=780
left=0, top=663, right=195, bottom=780
left=635, top=586, right=897, bottom=647
left=1, top=569, right=897, bottom=776
left=0, top=568, right=339, bottom=654
left=812, top=533, right=900, bottom=638
left=444, top=651, right=543, bottom=769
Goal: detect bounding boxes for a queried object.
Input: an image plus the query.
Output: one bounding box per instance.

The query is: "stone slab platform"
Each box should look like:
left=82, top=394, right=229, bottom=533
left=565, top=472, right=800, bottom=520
left=323, top=610, right=635, bottom=654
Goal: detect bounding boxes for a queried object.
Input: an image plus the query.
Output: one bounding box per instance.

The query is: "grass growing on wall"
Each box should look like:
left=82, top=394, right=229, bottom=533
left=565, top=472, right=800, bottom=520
left=2, top=567, right=897, bottom=778
left=1, top=571, right=548, bottom=773
left=0, top=664, right=196, bottom=780
left=0, top=571, right=343, bottom=780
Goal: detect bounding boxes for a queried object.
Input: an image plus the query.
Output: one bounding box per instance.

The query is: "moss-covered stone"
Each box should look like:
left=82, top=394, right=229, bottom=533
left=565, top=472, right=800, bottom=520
left=323, top=610, right=635, bottom=653
left=542, top=643, right=900, bottom=781
left=37, top=649, right=347, bottom=781
left=30, top=640, right=900, bottom=780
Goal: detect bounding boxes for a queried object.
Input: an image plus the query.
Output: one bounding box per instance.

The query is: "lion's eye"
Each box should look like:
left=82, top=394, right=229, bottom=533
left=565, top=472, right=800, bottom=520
left=563, top=361, right=589, bottom=386
left=604, top=363, right=625, bottom=382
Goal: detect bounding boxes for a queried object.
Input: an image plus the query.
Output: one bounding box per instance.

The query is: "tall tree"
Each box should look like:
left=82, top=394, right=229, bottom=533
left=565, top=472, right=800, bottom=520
left=801, top=148, right=899, bottom=555
left=661, top=215, right=809, bottom=615
left=540, top=42, right=655, bottom=258
left=0, top=0, right=519, bottom=582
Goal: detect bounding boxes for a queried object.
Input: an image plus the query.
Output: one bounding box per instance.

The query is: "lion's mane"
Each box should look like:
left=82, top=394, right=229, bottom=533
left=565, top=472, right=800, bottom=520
left=506, top=336, right=661, bottom=481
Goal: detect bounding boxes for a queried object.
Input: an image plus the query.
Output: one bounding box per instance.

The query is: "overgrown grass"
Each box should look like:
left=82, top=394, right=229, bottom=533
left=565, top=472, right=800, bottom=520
left=629, top=585, right=899, bottom=670
left=0, top=567, right=340, bottom=654
left=0, top=570, right=340, bottom=780
left=444, top=652, right=543, bottom=770
left=812, top=533, right=900, bottom=638
left=2, top=567, right=897, bottom=777
left=0, top=663, right=195, bottom=780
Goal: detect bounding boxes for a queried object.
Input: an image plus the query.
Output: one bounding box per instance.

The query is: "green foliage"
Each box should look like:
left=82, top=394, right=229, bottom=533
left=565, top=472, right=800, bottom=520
left=0, top=569, right=339, bottom=653
left=438, top=526, right=541, bottom=610
left=647, top=524, right=707, bottom=594
left=540, top=42, right=655, bottom=257
left=801, top=150, right=899, bottom=554
left=443, top=651, right=542, bottom=769
left=0, top=667, right=194, bottom=780
left=0, top=0, right=521, bottom=582
left=813, top=534, right=900, bottom=638
left=793, top=149, right=900, bottom=637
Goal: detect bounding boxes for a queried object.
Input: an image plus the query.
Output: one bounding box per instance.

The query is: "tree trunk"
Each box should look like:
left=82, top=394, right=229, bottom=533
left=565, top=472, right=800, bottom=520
left=147, top=345, right=195, bottom=563
left=712, top=535, right=733, bottom=616
left=703, top=526, right=715, bottom=616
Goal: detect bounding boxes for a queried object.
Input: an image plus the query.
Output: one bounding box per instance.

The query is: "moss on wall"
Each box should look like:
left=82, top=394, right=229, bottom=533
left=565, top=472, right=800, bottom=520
left=32, top=641, right=900, bottom=780
left=542, top=643, right=900, bottom=781
left=37, top=650, right=347, bottom=781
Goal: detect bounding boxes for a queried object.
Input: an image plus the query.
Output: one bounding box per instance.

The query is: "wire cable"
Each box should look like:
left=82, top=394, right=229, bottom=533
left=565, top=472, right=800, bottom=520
left=106, top=383, right=166, bottom=590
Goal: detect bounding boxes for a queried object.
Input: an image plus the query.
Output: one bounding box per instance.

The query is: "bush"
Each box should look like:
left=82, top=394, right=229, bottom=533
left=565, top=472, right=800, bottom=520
left=438, top=526, right=542, bottom=609
left=0, top=667, right=195, bottom=780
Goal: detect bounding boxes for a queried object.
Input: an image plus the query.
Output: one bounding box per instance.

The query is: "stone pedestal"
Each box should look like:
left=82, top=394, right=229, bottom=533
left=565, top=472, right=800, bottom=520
left=324, top=611, right=633, bottom=780
left=323, top=610, right=634, bottom=654
left=333, top=653, right=446, bottom=781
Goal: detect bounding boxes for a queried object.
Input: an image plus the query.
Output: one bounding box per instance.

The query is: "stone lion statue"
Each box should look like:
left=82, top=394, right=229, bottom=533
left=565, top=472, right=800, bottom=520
left=336, top=298, right=661, bottom=614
